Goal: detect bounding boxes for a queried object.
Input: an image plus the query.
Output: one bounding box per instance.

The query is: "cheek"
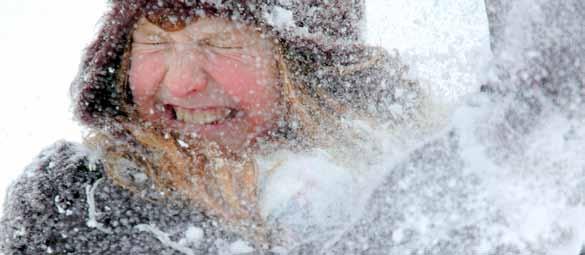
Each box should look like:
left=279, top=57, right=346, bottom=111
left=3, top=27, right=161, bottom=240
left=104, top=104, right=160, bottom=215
left=208, top=54, right=279, bottom=109
left=128, top=52, right=166, bottom=110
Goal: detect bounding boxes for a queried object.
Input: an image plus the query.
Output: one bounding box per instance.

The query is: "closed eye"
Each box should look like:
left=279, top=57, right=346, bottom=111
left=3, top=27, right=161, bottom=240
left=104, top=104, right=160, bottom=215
left=132, top=33, right=170, bottom=47
left=200, top=39, right=244, bottom=50
left=133, top=41, right=169, bottom=46
left=131, top=41, right=171, bottom=54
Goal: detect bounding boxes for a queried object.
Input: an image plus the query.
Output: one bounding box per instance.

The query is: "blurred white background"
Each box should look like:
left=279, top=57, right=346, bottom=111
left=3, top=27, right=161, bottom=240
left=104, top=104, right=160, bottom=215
left=0, top=0, right=489, bottom=208
left=0, top=1, right=106, bottom=206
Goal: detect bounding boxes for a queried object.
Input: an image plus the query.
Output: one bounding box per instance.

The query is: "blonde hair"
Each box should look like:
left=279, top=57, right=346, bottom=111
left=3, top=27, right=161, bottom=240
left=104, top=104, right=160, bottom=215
left=83, top=47, right=355, bottom=242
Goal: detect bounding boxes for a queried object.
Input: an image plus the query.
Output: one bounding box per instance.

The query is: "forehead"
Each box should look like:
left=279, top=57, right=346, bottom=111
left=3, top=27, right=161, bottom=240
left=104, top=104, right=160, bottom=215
left=134, top=16, right=256, bottom=36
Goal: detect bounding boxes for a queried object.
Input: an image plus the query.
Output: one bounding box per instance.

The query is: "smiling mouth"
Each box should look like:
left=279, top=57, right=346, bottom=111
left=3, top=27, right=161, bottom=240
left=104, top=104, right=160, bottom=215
left=170, top=106, right=238, bottom=125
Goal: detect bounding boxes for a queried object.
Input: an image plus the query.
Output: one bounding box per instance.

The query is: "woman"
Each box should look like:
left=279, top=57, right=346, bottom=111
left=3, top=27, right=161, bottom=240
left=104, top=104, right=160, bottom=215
left=0, top=0, right=426, bottom=254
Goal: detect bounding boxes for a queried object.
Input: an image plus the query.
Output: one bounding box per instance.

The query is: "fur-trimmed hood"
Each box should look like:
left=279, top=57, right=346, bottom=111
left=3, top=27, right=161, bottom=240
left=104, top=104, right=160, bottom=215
left=71, top=0, right=370, bottom=127
left=70, top=0, right=423, bottom=133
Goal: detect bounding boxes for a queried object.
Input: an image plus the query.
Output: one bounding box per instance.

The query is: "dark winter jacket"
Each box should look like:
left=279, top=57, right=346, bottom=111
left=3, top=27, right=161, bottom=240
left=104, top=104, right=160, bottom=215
left=0, top=141, right=261, bottom=255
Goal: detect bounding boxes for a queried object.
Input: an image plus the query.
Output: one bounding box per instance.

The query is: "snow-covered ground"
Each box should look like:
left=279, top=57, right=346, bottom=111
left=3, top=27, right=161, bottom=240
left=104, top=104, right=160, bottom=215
left=0, top=0, right=489, bottom=209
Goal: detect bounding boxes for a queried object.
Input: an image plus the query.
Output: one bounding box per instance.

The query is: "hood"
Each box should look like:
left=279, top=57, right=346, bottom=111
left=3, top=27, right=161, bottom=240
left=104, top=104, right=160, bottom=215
left=70, top=0, right=418, bottom=131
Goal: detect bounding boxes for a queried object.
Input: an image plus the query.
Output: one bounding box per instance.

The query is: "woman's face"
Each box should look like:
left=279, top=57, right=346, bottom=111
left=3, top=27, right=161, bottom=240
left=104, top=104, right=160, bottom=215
left=129, top=17, right=282, bottom=151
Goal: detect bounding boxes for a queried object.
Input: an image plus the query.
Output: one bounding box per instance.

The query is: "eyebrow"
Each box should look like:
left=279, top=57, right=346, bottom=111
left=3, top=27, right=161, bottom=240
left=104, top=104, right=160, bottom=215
left=134, top=20, right=166, bottom=35
left=145, top=11, right=189, bottom=32
left=132, top=18, right=259, bottom=43
left=190, top=23, right=257, bottom=41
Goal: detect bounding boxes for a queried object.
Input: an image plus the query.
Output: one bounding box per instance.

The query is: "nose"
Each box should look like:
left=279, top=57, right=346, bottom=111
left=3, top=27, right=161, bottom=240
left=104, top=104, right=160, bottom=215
left=162, top=49, right=208, bottom=97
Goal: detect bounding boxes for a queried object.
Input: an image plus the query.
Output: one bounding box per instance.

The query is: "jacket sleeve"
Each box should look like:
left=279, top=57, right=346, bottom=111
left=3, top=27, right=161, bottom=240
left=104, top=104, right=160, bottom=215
left=0, top=141, right=103, bottom=254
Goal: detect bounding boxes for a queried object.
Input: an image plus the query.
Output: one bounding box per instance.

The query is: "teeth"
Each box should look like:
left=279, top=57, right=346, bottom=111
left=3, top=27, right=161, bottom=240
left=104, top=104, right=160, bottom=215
left=175, top=107, right=233, bottom=125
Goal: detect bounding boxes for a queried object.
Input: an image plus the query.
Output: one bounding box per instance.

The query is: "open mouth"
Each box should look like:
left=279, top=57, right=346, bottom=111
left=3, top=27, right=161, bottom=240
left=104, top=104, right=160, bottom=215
left=166, top=105, right=238, bottom=125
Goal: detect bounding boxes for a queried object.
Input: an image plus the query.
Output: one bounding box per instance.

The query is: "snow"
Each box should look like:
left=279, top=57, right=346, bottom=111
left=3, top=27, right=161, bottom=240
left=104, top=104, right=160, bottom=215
left=228, top=240, right=254, bottom=254
left=0, top=0, right=106, bottom=212
left=431, top=94, right=585, bottom=254
left=135, top=224, right=196, bottom=255
left=85, top=178, right=112, bottom=234
left=262, top=6, right=295, bottom=31
left=366, top=0, right=491, bottom=104
left=179, top=226, right=204, bottom=246
left=258, top=149, right=357, bottom=244
left=1, top=0, right=584, bottom=254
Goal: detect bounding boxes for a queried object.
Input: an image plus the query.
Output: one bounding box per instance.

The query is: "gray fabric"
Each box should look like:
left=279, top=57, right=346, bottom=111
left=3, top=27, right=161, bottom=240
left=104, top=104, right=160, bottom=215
left=322, top=1, right=585, bottom=254
left=0, top=142, right=254, bottom=255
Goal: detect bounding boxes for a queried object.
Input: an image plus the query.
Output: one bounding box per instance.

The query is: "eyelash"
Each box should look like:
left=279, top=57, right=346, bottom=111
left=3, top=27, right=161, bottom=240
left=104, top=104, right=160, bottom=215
left=140, top=42, right=167, bottom=46
left=200, top=39, right=243, bottom=50
left=132, top=39, right=247, bottom=50
left=132, top=40, right=169, bottom=48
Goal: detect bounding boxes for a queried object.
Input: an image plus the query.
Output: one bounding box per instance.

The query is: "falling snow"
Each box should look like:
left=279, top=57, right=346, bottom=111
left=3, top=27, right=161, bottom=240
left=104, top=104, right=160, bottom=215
left=1, top=0, right=585, bottom=254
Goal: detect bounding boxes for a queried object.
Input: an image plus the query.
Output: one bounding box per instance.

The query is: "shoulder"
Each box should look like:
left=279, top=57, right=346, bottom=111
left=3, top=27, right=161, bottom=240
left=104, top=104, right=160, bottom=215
left=3, top=140, right=103, bottom=214
left=0, top=140, right=104, bottom=253
left=16, top=140, right=102, bottom=182
left=4, top=140, right=104, bottom=213
left=0, top=141, right=254, bottom=254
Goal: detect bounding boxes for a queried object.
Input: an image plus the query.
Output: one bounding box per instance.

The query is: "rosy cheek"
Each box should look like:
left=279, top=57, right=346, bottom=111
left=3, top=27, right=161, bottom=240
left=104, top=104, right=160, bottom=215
left=210, top=57, right=280, bottom=129
left=129, top=52, right=166, bottom=114
left=207, top=54, right=278, bottom=108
